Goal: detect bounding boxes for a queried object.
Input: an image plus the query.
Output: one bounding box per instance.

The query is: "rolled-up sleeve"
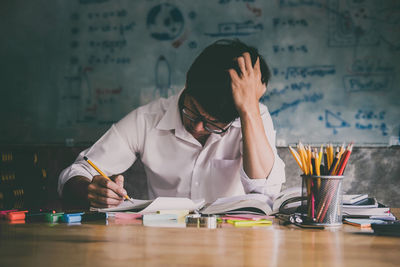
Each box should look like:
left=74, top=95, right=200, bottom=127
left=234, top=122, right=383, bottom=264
left=239, top=105, right=286, bottom=198
left=58, top=123, right=138, bottom=197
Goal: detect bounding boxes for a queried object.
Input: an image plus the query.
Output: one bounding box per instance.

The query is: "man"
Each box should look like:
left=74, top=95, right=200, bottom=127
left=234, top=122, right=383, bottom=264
left=59, top=39, right=285, bottom=208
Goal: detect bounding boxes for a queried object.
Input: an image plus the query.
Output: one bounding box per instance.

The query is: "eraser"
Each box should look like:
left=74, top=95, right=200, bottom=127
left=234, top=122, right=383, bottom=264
left=61, top=212, right=84, bottom=223
left=114, top=212, right=142, bottom=220
left=6, top=211, right=28, bottom=221
left=45, top=212, right=64, bottom=223
left=0, top=210, right=18, bottom=219
left=26, top=210, right=56, bottom=222
left=81, top=212, right=108, bottom=221
left=157, top=210, right=189, bottom=218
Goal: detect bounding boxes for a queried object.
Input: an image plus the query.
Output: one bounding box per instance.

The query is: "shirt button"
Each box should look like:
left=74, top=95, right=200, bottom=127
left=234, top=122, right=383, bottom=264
left=195, top=182, right=199, bottom=186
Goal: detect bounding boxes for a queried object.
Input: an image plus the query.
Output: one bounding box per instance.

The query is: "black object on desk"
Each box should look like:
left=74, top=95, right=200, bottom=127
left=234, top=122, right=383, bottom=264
left=371, top=221, right=400, bottom=237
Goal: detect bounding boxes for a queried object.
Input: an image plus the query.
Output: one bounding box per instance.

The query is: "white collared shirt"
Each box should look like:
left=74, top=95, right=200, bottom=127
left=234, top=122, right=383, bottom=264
left=58, top=91, right=285, bottom=203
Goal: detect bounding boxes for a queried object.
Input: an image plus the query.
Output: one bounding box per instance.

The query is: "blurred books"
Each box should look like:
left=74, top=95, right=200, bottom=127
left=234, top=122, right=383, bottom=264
left=343, top=194, right=369, bottom=205
left=342, top=195, right=395, bottom=221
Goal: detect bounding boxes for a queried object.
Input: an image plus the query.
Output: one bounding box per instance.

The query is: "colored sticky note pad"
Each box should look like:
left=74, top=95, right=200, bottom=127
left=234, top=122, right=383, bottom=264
left=223, top=214, right=274, bottom=221
left=6, top=211, right=28, bottom=221
left=8, top=219, right=25, bottom=225
left=81, top=212, right=108, bottom=222
left=227, top=219, right=273, bottom=227
left=46, top=212, right=65, bottom=223
left=61, top=213, right=84, bottom=223
left=113, top=212, right=142, bottom=220
left=26, top=211, right=56, bottom=222
left=0, top=210, right=18, bottom=219
left=157, top=210, right=189, bottom=218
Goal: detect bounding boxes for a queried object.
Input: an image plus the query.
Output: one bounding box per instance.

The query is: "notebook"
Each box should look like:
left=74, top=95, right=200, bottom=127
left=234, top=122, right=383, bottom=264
left=343, top=218, right=387, bottom=228
left=201, top=187, right=302, bottom=215
left=343, top=197, right=379, bottom=209
left=371, top=221, right=400, bottom=237
left=91, top=197, right=205, bottom=214
left=342, top=207, right=391, bottom=217
left=342, top=194, right=369, bottom=205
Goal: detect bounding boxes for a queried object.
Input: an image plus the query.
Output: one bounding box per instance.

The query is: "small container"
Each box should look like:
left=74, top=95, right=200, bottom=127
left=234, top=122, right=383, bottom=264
left=301, top=175, right=344, bottom=226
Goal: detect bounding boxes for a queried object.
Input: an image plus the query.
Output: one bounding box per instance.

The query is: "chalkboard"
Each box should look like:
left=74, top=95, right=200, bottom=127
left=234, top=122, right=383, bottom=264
left=1, top=0, right=399, bottom=146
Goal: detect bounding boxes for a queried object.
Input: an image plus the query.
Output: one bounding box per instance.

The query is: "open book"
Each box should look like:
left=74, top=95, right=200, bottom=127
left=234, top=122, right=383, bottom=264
left=92, top=197, right=205, bottom=214
left=201, top=187, right=302, bottom=215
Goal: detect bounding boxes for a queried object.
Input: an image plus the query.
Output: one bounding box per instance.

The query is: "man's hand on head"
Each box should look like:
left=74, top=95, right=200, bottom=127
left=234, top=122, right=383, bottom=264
left=228, top=52, right=266, bottom=116
left=87, top=175, right=127, bottom=208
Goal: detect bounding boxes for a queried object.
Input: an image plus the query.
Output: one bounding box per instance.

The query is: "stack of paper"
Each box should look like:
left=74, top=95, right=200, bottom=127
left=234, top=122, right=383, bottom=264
left=342, top=196, right=395, bottom=220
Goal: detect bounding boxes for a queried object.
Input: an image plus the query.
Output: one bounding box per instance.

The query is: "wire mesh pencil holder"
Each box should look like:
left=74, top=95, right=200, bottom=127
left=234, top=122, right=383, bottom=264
left=301, top=175, right=344, bottom=226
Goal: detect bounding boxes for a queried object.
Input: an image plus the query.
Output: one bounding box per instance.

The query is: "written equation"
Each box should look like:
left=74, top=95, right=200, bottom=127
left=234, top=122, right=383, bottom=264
left=318, top=109, right=388, bottom=136
left=69, top=7, right=133, bottom=66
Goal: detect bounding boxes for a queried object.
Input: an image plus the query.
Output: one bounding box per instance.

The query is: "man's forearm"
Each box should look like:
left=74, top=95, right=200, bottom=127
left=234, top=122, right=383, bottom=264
left=62, top=176, right=91, bottom=207
left=240, top=109, right=275, bottom=179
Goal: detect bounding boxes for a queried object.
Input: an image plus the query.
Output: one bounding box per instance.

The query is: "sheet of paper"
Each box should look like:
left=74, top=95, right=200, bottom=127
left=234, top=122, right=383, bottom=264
left=140, top=197, right=204, bottom=214
left=212, top=193, right=270, bottom=206
left=91, top=199, right=152, bottom=212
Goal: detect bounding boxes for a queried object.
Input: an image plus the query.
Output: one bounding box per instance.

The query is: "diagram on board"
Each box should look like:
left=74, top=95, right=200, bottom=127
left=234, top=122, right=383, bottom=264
left=319, top=110, right=351, bottom=135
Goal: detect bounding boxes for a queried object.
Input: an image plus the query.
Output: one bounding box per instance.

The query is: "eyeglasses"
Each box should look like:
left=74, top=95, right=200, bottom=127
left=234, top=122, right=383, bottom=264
left=182, top=106, right=232, bottom=134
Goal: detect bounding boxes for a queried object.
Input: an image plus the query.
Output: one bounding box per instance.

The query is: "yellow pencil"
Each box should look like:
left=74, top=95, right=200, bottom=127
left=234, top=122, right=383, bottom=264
left=84, top=156, right=134, bottom=203
left=328, top=143, right=334, bottom=169
left=314, top=149, right=321, bottom=176
left=318, top=145, right=323, bottom=168
left=298, top=143, right=308, bottom=175
left=307, top=146, right=312, bottom=175
left=289, top=146, right=304, bottom=172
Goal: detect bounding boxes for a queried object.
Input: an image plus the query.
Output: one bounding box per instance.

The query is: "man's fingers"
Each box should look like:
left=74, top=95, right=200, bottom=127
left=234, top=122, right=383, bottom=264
left=88, top=193, right=123, bottom=207
left=243, top=52, right=253, bottom=74
left=92, top=175, right=110, bottom=186
left=228, top=68, right=240, bottom=81
left=237, top=56, right=246, bottom=76
left=97, top=187, right=124, bottom=200
left=254, top=57, right=261, bottom=75
left=114, top=175, right=124, bottom=188
left=89, top=198, right=122, bottom=208
left=92, top=175, right=127, bottom=198
left=87, top=183, right=124, bottom=201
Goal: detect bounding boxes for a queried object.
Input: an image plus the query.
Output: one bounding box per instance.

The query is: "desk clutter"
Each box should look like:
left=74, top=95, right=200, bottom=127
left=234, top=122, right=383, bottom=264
left=288, top=142, right=354, bottom=226
left=0, top=192, right=397, bottom=234
left=0, top=208, right=273, bottom=229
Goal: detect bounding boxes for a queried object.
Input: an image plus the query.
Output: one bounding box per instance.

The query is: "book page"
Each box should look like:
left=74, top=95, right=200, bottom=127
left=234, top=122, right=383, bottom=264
left=91, top=198, right=205, bottom=213
left=91, top=199, right=153, bottom=212
left=342, top=207, right=390, bottom=216
left=272, top=187, right=302, bottom=213
left=212, top=193, right=270, bottom=206
left=201, top=199, right=272, bottom=215
left=140, top=197, right=205, bottom=214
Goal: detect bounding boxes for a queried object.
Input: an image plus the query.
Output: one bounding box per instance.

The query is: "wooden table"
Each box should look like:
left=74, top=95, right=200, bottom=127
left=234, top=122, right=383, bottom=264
left=0, top=210, right=399, bottom=267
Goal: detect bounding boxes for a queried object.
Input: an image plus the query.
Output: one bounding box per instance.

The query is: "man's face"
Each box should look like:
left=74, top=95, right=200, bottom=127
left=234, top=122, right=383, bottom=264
left=181, top=94, right=230, bottom=142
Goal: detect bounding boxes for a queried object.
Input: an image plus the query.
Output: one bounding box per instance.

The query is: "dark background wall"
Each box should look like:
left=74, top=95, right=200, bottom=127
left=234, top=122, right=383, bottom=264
left=0, top=0, right=399, bottom=208
left=1, top=0, right=399, bottom=145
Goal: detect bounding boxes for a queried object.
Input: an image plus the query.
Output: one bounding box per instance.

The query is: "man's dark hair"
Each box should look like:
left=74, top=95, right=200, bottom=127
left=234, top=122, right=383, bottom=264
left=184, top=39, right=270, bottom=123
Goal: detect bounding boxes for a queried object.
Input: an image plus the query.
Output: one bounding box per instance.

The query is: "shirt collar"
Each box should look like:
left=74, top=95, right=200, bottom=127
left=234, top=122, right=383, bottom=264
left=155, top=89, right=184, bottom=131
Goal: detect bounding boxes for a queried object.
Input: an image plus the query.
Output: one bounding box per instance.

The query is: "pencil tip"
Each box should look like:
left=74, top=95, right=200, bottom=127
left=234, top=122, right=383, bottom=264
left=83, top=156, right=88, bottom=160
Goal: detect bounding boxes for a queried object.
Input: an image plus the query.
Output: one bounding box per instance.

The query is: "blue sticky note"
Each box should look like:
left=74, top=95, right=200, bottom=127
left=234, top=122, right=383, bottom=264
left=62, top=213, right=84, bottom=223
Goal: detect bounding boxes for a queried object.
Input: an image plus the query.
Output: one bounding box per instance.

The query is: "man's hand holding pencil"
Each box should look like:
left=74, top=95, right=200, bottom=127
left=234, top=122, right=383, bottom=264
left=87, top=174, right=127, bottom=208
left=84, top=156, right=134, bottom=208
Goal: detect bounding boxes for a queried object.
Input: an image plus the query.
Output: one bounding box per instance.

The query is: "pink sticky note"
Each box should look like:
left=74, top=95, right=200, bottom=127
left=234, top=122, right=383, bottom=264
left=114, top=212, right=142, bottom=220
